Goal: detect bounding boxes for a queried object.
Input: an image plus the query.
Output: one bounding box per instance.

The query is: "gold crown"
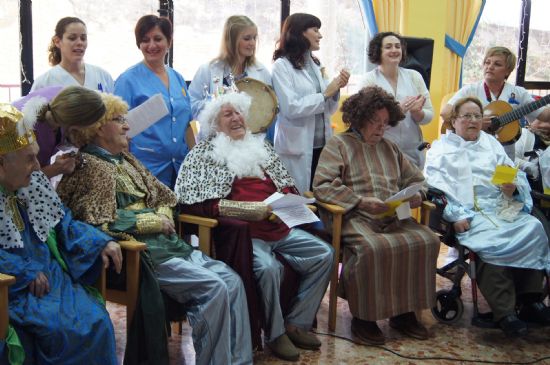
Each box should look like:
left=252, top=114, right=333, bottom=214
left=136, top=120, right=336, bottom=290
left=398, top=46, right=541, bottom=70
left=0, top=103, right=36, bottom=155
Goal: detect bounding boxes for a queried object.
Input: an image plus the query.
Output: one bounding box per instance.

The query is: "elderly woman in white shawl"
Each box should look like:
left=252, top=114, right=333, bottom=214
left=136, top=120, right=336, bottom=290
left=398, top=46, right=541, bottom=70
left=424, top=96, right=550, bottom=338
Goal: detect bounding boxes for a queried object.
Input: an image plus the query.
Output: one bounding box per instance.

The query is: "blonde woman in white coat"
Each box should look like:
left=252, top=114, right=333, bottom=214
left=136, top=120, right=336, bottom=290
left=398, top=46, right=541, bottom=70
left=272, top=13, right=349, bottom=194
left=189, top=15, right=275, bottom=139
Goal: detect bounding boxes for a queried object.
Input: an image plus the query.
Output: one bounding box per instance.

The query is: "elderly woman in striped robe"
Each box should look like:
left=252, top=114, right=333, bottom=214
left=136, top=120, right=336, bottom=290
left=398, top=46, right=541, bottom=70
left=313, top=85, right=439, bottom=344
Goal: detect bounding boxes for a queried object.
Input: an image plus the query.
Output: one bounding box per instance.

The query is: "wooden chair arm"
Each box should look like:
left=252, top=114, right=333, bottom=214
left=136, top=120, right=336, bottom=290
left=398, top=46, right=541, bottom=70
left=178, top=214, right=219, bottom=228
left=420, top=200, right=436, bottom=226
left=97, top=241, right=144, bottom=334
left=422, top=201, right=436, bottom=210
left=0, top=273, right=15, bottom=340
left=304, top=191, right=346, bottom=215
left=178, top=214, right=219, bottom=257
left=118, top=240, right=147, bottom=252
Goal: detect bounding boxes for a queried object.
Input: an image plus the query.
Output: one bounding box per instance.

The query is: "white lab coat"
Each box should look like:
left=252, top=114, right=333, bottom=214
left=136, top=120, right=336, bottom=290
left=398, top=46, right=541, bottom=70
left=189, top=59, right=272, bottom=119
left=271, top=55, right=339, bottom=194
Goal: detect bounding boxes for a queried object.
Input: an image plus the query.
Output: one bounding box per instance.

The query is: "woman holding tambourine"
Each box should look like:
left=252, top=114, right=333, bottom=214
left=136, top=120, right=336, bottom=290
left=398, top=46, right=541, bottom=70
left=189, top=15, right=277, bottom=141
left=271, top=13, right=349, bottom=195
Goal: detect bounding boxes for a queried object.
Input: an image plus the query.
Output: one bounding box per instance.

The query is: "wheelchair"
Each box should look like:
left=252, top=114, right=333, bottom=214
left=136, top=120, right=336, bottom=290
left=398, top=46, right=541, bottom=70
left=426, top=187, right=498, bottom=328
left=426, top=187, right=550, bottom=328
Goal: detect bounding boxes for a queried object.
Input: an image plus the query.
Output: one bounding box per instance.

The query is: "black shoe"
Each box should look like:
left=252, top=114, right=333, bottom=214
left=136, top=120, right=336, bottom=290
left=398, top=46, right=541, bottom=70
left=389, top=312, right=429, bottom=340
left=351, top=317, right=385, bottom=345
left=518, top=302, right=550, bottom=326
left=499, top=314, right=528, bottom=337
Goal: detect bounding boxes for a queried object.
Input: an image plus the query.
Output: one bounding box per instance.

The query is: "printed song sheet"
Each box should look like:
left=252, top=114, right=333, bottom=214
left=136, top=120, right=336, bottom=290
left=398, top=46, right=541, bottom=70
left=264, top=192, right=319, bottom=228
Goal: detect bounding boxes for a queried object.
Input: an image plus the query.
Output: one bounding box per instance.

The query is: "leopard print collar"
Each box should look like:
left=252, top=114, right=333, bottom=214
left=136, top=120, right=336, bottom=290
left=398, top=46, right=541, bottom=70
left=0, top=171, right=64, bottom=249
left=175, top=138, right=296, bottom=204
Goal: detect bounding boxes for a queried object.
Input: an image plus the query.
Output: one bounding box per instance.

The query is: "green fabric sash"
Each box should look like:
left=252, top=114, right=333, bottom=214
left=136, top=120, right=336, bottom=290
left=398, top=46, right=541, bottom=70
left=46, top=230, right=105, bottom=305
left=5, top=325, right=24, bottom=365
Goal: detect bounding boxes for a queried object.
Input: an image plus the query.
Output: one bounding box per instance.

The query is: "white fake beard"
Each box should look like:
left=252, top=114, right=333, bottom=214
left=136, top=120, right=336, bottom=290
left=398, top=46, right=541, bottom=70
left=210, top=131, right=269, bottom=179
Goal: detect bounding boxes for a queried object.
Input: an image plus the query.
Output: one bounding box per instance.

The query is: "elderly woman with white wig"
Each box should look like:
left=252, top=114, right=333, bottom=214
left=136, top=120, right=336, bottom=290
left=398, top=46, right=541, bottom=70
left=175, top=92, right=334, bottom=362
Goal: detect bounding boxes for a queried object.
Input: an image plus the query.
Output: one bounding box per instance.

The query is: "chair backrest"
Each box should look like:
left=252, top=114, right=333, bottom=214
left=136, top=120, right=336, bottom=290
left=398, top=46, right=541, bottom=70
left=0, top=273, right=15, bottom=340
left=185, top=120, right=200, bottom=149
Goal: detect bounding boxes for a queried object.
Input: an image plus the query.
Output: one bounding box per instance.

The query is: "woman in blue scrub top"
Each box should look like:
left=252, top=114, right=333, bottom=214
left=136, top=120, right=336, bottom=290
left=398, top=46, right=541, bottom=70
left=115, top=14, right=192, bottom=187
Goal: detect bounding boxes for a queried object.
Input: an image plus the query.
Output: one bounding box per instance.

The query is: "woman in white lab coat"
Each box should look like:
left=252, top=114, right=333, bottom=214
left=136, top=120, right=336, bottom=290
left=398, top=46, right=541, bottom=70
left=272, top=13, right=349, bottom=194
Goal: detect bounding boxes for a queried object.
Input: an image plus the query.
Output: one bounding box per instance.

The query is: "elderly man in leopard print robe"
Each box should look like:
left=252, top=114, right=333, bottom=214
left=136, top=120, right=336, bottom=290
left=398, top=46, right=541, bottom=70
left=175, top=92, right=334, bottom=362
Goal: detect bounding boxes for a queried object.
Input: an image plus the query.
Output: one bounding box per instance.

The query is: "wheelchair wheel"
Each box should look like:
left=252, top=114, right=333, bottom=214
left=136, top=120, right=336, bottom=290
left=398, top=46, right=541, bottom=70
left=431, top=289, right=464, bottom=324
left=531, top=206, right=550, bottom=239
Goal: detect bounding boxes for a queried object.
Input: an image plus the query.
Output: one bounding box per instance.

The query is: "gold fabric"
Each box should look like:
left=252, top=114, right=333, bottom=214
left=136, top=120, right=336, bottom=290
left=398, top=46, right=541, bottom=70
left=156, top=206, right=173, bottom=221
left=135, top=212, right=163, bottom=234
left=115, top=160, right=146, bottom=198
left=6, top=195, right=24, bottom=231
left=0, top=104, right=36, bottom=155
left=218, top=199, right=269, bottom=221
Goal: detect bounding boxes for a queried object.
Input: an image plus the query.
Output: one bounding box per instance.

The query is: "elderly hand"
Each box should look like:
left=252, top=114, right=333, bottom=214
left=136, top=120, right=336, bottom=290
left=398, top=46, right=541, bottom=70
left=160, top=214, right=176, bottom=236
left=500, top=183, right=516, bottom=198
left=29, top=272, right=50, bottom=298
left=358, top=197, right=389, bottom=215
left=101, top=241, right=123, bottom=274
left=453, top=219, right=470, bottom=233
left=408, top=192, right=423, bottom=209
left=53, top=153, right=77, bottom=175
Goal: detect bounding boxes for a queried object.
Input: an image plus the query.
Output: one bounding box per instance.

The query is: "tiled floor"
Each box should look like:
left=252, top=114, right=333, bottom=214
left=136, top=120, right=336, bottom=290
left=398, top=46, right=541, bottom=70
left=109, top=244, right=550, bottom=364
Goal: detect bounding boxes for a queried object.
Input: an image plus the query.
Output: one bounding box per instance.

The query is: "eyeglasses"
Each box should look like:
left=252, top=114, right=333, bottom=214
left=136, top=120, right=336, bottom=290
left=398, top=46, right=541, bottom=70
left=458, top=113, right=483, bottom=121
left=111, top=116, right=129, bottom=125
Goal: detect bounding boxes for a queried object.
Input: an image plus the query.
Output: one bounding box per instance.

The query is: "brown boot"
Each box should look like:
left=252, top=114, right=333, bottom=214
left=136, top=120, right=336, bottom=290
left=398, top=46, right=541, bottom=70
left=351, top=317, right=385, bottom=345
left=389, top=312, right=429, bottom=340
left=266, top=334, right=300, bottom=361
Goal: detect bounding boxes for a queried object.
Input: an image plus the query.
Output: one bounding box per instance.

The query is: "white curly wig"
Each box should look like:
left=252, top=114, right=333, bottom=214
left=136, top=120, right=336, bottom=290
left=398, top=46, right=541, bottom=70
left=198, top=92, right=252, bottom=139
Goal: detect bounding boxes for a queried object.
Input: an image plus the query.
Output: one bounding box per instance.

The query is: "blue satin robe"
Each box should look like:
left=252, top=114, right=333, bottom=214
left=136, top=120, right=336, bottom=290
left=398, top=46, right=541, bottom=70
left=0, top=208, right=117, bottom=365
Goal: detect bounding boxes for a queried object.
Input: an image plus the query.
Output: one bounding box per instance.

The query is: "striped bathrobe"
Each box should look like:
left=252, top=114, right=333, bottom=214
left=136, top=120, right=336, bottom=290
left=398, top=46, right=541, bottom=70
left=313, top=130, right=439, bottom=321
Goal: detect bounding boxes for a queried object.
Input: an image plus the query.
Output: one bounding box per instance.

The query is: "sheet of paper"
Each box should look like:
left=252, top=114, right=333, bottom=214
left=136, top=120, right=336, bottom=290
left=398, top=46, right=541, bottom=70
left=491, top=165, right=518, bottom=185
left=126, top=94, right=169, bottom=138
left=395, top=201, right=412, bottom=220
left=264, top=192, right=315, bottom=209
left=264, top=192, right=319, bottom=227
left=272, top=205, right=320, bottom=228
left=49, top=147, right=79, bottom=190
left=385, top=183, right=423, bottom=203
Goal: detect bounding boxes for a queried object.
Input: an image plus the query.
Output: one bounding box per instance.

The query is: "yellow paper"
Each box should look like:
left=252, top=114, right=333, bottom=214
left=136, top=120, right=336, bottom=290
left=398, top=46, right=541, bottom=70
left=378, top=200, right=402, bottom=217
left=491, top=165, right=518, bottom=185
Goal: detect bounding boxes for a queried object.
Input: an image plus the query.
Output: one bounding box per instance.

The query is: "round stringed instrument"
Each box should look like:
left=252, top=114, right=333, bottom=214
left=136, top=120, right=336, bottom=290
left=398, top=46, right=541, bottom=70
left=484, top=95, right=550, bottom=145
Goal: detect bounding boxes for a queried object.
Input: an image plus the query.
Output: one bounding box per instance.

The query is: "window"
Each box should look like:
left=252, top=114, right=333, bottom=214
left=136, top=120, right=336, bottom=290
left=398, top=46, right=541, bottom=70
left=290, top=0, right=369, bottom=93
left=31, top=0, right=159, bottom=82
left=171, top=1, right=282, bottom=82
left=0, top=0, right=22, bottom=101
left=523, top=0, right=550, bottom=83
left=461, top=0, right=522, bottom=86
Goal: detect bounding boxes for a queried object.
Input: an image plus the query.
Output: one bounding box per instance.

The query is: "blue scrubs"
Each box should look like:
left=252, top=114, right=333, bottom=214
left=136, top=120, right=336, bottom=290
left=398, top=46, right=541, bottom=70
left=115, top=62, right=192, bottom=188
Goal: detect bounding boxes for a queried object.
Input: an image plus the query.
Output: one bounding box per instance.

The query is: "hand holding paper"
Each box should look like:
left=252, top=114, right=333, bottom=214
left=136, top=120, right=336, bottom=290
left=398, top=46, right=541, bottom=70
left=263, top=192, right=319, bottom=228
left=376, top=183, right=424, bottom=220
left=491, top=165, right=518, bottom=185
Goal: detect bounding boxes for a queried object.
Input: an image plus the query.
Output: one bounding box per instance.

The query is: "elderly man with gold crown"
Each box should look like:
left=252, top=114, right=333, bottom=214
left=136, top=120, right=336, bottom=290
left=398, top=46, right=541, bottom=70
left=0, top=103, right=121, bottom=364
left=175, top=90, right=334, bottom=362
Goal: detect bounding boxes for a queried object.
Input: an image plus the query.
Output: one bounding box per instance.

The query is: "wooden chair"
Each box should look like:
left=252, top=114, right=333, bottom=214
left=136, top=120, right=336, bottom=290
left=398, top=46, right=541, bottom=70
left=0, top=240, right=145, bottom=344
left=0, top=273, right=15, bottom=341
left=178, top=214, right=218, bottom=257
left=304, top=192, right=435, bottom=331
left=97, top=240, right=147, bottom=334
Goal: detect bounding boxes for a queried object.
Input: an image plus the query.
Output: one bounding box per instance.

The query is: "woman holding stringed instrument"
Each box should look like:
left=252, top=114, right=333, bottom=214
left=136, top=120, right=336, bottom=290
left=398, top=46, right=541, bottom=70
left=441, top=46, right=550, bottom=160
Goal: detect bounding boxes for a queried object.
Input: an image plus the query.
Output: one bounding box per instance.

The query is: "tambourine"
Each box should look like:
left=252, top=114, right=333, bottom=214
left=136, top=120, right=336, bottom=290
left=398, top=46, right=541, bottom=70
left=235, top=77, right=279, bottom=133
